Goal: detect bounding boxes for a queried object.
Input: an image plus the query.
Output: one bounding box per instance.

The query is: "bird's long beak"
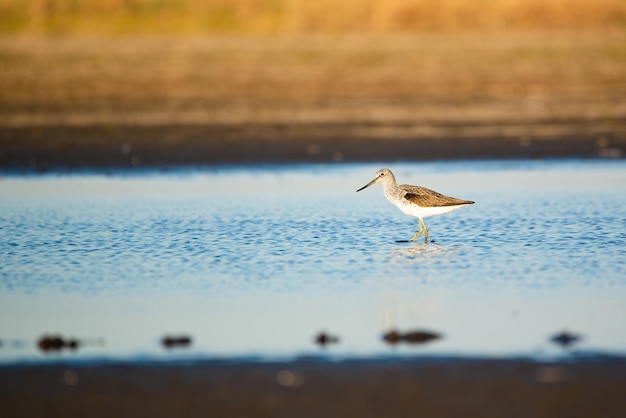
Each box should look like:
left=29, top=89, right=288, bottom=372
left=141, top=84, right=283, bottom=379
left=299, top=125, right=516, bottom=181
left=356, top=178, right=376, bottom=192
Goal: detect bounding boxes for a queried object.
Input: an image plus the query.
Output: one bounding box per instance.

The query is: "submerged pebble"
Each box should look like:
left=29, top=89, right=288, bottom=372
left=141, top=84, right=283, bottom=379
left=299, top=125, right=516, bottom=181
left=37, top=335, right=80, bottom=352
left=383, top=329, right=442, bottom=345
left=550, top=330, right=582, bottom=348
left=314, top=331, right=340, bottom=347
left=162, top=335, right=193, bottom=349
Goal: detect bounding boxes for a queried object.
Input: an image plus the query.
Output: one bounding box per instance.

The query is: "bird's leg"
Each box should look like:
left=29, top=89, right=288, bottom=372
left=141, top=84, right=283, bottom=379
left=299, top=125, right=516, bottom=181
left=422, top=218, right=429, bottom=243
left=409, top=219, right=424, bottom=242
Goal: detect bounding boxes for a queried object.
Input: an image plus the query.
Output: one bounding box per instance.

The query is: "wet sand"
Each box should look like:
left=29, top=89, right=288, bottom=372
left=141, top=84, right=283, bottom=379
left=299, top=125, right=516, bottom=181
left=2, top=357, right=626, bottom=418
left=2, top=123, right=625, bottom=169
left=3, top=124, right=626, bottom=169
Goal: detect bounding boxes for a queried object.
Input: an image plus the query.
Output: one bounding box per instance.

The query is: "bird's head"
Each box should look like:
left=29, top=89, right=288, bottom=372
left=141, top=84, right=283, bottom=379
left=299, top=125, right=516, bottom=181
left=356, top=168, right=393, bottom=192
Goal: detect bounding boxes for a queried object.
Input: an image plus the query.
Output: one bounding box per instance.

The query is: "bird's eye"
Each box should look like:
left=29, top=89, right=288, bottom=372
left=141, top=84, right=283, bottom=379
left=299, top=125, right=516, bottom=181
left=380, top=173, right=385, bottom=176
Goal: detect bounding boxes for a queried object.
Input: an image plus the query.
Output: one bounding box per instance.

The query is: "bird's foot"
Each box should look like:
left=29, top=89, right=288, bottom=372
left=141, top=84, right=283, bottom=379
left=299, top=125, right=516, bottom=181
left=409, top=230, right=423, bottom=242
left=409, top=234, right=422, bottom=242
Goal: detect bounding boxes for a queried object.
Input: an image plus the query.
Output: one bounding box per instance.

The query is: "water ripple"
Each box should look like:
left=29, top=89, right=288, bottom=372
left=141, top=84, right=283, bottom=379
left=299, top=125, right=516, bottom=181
left=1, top=163, right=625, bottom=296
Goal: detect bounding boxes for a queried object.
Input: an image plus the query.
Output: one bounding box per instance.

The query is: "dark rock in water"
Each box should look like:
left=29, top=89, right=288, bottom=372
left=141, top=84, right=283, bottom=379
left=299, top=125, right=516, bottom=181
left=551, top=330, right=582, bottom=348
left=37, top=335, right=68, bottom=352
left=383, top=329, right=442, bottom=345
left=162, top=335, right=192, bottom=349
left=66, top=339, right=80, bottom=350
left=382, top=330, right=402, bottom=344
left=315, top=332, right=340, bottom=347
left=37, top=335, right=86, bottom=352
left=402, top=331, right=442, bottom=344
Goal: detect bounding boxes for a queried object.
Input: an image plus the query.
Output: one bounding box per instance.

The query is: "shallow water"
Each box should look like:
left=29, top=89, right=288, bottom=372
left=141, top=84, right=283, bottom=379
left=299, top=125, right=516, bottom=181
left=1, top=160, right=625, bottom=363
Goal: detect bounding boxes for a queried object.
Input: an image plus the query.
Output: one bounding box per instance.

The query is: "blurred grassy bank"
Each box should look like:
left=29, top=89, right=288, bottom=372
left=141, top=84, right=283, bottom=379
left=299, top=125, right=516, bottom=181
left=2, top=0, right=626, bottom=34
left=2, top=30, right=625, bottom=128
left=1, top=2, right=626, bottom=167
left=1, top=30, right=625, bottom=167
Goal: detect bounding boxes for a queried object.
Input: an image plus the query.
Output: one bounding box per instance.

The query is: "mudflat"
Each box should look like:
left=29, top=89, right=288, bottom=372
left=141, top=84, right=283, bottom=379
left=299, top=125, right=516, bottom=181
left=1, top=30, right=625, bottom=168
left=2, top=358, right=626, bottom=418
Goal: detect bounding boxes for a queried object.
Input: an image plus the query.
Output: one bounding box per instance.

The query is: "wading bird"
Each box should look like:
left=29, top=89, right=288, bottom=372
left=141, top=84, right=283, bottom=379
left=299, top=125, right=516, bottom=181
left=356, top=168, right=474, bottom=243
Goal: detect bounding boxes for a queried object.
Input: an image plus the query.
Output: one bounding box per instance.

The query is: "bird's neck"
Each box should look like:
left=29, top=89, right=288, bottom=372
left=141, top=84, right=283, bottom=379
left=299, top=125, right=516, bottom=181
left=382, top=179, right=397, bottom=195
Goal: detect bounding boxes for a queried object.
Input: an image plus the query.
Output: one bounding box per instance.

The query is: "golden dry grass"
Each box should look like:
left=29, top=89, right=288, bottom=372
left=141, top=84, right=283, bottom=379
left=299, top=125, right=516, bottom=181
left=2, top=30, right=625, bottom=132
left=1, top=29, right=625, bottom=165
left=2, top=0, right=626, bottom=34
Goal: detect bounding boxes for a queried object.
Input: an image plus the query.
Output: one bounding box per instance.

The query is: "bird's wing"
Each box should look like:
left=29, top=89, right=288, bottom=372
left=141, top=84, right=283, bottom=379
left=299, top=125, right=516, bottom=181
left=401, top=185, right=474, bottom=207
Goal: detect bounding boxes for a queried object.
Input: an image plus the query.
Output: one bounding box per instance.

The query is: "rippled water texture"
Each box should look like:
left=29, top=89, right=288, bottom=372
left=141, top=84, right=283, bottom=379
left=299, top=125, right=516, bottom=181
left=1, top=160, right=625, bottom=362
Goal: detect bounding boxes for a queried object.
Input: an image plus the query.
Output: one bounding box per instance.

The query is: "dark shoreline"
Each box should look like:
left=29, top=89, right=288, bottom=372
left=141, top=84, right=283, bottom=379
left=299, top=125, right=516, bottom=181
left=2, top=123, right=625, bottom=171
left=2, top=356, right=626, bottom=418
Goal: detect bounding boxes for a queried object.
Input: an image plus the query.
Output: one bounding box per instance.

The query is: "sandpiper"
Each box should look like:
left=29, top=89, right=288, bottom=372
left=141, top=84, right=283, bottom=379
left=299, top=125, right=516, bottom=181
left=356, top=168, right=474, bottom=243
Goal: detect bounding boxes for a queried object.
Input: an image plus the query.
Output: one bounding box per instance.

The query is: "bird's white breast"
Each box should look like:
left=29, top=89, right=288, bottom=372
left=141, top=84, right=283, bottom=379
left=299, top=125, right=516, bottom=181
left=388, top=194, right=468, bottom=219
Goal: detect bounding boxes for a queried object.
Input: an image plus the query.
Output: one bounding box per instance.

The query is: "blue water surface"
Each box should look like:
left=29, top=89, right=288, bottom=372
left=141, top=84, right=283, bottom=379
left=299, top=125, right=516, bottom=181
left=1, top=160, right=625, bottom=363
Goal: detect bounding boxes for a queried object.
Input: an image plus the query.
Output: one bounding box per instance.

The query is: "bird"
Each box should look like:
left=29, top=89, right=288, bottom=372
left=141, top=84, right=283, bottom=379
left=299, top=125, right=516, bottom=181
left=356, top=168, right=474, bottom=243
